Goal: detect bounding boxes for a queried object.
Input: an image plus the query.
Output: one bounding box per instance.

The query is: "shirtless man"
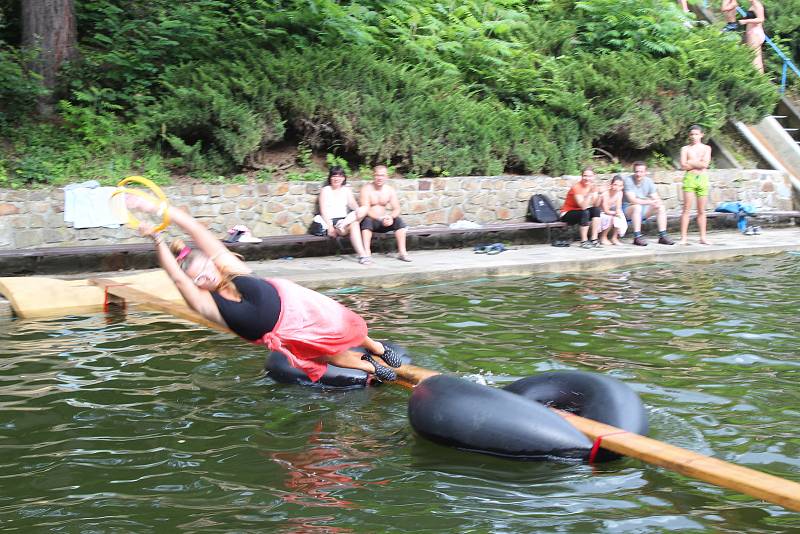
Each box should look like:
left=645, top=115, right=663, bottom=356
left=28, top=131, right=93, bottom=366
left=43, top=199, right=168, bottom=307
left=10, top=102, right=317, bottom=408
left=721, top=0, right=739, bottom=32
left=679, top=125, right=713, bottom=245
left=359, top=165, right=411, bottom=262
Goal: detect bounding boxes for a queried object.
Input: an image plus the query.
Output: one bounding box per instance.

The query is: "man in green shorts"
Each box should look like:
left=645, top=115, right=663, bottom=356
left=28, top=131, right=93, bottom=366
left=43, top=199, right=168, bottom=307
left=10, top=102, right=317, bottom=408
left=679, top=125, right=713, bottom=245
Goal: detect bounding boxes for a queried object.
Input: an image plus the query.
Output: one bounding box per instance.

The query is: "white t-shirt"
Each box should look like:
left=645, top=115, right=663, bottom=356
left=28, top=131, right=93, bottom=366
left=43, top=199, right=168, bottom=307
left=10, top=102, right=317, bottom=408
left=320, top=185, right=350, bottom=219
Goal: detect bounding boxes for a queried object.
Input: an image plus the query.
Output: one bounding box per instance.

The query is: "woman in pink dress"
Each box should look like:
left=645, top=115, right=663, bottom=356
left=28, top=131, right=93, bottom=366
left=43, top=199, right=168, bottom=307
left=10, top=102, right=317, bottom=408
left=127, top=196, right=402, bottom=383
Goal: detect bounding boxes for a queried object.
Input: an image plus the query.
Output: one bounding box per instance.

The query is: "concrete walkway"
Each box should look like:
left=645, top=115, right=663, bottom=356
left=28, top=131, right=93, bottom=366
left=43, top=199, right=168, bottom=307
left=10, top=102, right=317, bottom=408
left=249, top=227, right=800, bottom=290
left=1, top=227, right=798, bottom=317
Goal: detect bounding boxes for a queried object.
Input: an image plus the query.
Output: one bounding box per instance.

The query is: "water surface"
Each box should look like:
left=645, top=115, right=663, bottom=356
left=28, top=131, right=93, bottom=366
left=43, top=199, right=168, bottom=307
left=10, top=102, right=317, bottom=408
left=1, top=254, right=799, bottom=532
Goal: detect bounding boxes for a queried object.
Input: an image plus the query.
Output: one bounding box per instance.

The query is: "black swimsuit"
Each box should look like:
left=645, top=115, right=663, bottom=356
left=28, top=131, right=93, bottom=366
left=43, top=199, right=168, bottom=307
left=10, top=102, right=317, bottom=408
left=210, top=276, right=282, bottom=340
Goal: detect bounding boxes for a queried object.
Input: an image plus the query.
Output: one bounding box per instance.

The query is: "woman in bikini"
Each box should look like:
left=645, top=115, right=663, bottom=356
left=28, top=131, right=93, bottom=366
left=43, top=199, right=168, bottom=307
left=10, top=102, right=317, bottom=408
left=127, top=195, right=402, bottom=382
left=739, top=0, right=766, bottom=73
left=318, top=166, right=370, bottom=264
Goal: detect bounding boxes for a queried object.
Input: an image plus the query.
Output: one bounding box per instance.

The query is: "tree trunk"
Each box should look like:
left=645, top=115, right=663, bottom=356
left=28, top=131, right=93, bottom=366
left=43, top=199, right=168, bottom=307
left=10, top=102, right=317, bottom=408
left=21, top=0, right=78, bottom=116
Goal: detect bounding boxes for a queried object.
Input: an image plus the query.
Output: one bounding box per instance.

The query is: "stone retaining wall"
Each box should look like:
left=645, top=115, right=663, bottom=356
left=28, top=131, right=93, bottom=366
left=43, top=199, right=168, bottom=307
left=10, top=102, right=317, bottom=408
left=0, top=169, right=793, bottom=250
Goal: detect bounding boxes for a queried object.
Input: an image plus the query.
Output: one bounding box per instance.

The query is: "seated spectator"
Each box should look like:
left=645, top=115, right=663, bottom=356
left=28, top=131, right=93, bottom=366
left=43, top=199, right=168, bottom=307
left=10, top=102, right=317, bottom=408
left=318, top=166, right=370, bottom=264
left=596, top=175, right=627, bottom=246
left=623, top=162, right=675, bottom=246
left=359, top=165, right=411, bottom=262
left=560, top=167, right=601, bottom=249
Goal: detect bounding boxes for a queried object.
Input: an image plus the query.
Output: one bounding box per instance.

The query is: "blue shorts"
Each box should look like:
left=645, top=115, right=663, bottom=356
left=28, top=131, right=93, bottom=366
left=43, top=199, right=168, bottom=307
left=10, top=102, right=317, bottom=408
left=622, top=203, right=651, bottom=223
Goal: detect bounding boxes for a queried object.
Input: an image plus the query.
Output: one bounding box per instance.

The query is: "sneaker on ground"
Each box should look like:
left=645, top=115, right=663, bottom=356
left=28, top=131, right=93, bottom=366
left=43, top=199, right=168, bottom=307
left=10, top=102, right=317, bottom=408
left=580, top=240, right=593, bottom=249
left=633, top=236, right=648, bottom=246
left=658, top=235, right=675, bottom=245
left=591, top=240, right=602, bottom=248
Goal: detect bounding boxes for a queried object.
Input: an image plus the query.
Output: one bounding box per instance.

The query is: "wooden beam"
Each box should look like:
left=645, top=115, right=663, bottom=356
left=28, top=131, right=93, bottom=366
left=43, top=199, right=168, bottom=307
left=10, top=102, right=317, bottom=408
left=90, top=278, right=800, bottom=512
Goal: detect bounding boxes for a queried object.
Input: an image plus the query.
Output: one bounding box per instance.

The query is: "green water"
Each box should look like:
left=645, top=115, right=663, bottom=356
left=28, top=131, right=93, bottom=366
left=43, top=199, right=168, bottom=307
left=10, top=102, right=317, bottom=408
left=2, top=254, right=800, bottom=532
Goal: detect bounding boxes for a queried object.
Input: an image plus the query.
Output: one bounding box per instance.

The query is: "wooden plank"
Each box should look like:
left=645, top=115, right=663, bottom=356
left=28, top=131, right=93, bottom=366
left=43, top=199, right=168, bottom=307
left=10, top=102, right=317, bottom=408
left=558, top=411, right=800, bottom=512
left=91, top=278, right=231, bottom=333
left=92, top=279, right=800, bottom=512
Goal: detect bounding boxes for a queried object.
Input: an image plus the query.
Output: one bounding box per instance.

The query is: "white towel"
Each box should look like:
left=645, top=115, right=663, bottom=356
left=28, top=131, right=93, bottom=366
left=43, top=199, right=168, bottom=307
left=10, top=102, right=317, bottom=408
left=64, top=181, right=128, bottom=229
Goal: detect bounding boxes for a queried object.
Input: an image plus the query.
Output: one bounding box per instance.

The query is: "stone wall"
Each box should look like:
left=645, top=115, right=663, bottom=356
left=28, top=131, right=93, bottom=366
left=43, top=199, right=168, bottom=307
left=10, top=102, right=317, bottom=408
left=0, top=169, right=794, bottom=250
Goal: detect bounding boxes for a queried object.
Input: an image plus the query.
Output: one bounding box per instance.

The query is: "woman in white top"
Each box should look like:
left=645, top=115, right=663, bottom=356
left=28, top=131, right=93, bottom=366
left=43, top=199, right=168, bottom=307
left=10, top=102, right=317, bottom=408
left=596, top=175, right=627, bottom=246
left=318, top=166, right=370, bottom=264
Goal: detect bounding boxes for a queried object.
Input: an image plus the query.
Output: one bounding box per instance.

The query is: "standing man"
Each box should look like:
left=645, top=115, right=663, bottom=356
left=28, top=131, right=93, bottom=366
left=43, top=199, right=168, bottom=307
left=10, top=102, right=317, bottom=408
left=623, top=162, right=675, bottom=246
left=679, top=125, right=713, bottom=245
left=359, top=165, right=411, bottom=262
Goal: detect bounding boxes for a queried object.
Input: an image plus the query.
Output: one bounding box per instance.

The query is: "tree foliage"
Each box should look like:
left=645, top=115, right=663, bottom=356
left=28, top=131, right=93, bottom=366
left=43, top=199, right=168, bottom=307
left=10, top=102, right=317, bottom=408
left=0, top=0, right=781, bottom=185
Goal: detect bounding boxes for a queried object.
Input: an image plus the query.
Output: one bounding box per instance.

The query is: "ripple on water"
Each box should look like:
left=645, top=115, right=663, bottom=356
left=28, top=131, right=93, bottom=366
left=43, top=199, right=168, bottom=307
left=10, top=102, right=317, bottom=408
left=2, top=256, right=800, bottom=530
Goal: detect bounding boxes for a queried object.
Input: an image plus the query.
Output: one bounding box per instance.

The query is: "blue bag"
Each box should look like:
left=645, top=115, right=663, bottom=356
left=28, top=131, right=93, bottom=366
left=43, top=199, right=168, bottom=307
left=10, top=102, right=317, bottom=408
left=715, top=202, right=756, bottom=216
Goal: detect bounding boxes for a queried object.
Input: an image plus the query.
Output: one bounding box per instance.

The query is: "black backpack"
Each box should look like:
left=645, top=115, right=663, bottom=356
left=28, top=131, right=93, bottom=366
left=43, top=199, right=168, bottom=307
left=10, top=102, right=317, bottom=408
left=527, top=194, right=559, bottom=223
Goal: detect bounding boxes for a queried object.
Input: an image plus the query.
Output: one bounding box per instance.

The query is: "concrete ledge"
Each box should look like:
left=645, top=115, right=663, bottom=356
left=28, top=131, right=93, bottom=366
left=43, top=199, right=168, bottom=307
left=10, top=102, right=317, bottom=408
left=264, top=227, right=800, bottom=291
left=1, top=227, right=797, bottom=319
left=1, top=212, right=797, bottom=277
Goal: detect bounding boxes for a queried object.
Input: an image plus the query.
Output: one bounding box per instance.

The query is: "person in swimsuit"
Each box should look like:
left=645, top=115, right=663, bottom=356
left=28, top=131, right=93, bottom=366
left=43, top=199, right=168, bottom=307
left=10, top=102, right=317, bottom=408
left=126, top=195, right=402, bottom=382
left=359, top=165, right=411, bottom=262
left=679, top=125, right=713, bottom=245
left=318, top=166, right=370, bottom=264
left=721, top=0, right=739, bottom=31
left=739, top=0, right=766, bottom=72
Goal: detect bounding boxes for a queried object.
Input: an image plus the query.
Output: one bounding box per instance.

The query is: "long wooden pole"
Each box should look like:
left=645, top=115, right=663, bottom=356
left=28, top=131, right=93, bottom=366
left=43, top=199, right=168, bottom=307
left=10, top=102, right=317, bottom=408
left=90, top=278, right=800, bottom=512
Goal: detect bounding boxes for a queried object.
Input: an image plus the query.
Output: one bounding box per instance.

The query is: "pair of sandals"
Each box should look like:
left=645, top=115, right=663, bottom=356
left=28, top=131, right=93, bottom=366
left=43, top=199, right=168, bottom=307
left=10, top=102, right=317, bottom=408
left=361, top=344, right=403, bottom=382
left=474, top=243, right=507, bottom=255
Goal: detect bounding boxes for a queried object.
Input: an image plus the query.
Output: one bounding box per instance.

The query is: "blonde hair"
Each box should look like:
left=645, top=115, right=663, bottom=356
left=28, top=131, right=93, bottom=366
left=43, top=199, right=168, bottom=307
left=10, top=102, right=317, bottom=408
left=169, top=238, right=242, bottom=299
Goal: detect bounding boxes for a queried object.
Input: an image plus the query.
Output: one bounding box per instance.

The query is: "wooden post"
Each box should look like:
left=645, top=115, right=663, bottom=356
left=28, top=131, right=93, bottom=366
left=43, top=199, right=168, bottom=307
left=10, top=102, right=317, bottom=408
left=90, top=278, right=800, bottom=512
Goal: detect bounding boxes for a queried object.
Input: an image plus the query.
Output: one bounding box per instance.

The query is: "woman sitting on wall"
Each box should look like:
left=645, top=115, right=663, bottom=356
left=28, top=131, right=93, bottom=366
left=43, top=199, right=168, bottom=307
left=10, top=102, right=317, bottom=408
left=312, top=166, right=370, bottom=264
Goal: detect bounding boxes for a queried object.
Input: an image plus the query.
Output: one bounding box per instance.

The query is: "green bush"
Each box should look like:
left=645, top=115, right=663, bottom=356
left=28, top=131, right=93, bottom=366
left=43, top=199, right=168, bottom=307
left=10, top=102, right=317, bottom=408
left=0, top=0, right=784, bottom=185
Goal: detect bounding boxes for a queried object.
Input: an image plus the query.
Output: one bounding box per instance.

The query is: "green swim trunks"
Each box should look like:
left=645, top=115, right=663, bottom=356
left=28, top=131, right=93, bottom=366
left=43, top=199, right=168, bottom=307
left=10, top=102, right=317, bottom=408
left=683, top=172, right=709, bottom=197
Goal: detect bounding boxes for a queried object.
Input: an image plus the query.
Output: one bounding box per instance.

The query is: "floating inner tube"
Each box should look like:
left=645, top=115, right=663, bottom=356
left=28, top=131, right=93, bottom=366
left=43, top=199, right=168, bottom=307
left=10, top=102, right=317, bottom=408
left=408, top=374, right=593, bottom=461
left=265, top=341, right=411, bottom=389
left=503, top=371, right=648, bottom=462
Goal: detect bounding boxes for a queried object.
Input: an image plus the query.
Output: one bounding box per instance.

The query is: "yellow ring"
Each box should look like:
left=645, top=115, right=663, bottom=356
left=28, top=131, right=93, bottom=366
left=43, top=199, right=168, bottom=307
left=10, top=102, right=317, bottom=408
left=111, top=176, right=171, bottom=233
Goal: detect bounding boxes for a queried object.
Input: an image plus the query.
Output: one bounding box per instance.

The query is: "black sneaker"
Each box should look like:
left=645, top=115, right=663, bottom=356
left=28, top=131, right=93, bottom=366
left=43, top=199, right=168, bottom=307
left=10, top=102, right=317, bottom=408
left=633, top=236, right=648, bottom=246
left=580, top=240, right=593, bottom=249
left=378, top=343, right=403, bottom=368
left=658, top=235, right=675, bottom=245
left=361, top=354, right=397, bottom=382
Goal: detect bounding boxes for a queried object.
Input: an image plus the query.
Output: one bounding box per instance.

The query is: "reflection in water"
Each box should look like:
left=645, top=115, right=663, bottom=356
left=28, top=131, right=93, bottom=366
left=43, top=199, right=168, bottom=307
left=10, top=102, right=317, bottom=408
left=269, top=421, right=388, bottom=532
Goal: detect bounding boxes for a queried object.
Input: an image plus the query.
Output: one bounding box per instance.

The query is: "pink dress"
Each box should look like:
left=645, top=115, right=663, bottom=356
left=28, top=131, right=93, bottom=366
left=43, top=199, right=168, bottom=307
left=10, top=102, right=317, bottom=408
left=252, top=278, right=368, bottom=382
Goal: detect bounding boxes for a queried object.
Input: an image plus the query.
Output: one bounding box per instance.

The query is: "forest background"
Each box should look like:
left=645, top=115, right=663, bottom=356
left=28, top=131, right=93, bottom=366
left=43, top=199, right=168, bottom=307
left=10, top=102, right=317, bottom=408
left=0, top=0, right=797, bottom=188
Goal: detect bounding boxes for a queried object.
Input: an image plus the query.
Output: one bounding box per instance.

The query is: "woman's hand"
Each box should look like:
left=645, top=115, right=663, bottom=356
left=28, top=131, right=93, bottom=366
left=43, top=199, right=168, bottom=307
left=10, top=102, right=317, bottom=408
left=125, top=194, right=158, bottom=213
left=138, top=222, right=158, bottom=238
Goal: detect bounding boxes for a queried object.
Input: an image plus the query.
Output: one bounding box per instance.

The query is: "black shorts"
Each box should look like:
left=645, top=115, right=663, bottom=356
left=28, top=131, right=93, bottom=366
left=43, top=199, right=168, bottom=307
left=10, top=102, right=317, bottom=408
left=560, top=207, right=600, bottom=227
left=360, top=216, right=407, bottom=233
